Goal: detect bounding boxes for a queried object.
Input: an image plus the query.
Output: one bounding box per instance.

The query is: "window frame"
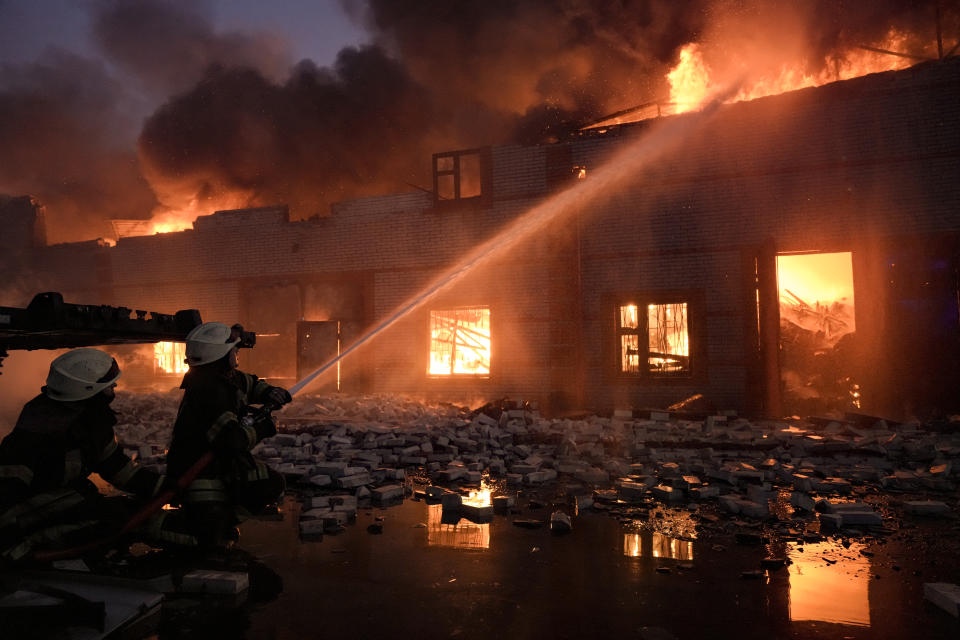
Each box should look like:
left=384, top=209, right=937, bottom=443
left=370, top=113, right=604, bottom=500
left=611, top=292, right=703, bottom=382
left=426, top=305, right=493, bottom=379
left=432, top=147, right=491, bottom=208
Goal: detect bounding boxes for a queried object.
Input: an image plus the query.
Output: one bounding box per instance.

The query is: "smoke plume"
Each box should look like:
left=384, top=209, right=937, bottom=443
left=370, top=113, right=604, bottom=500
left=0, top=0, right=956, bottom=241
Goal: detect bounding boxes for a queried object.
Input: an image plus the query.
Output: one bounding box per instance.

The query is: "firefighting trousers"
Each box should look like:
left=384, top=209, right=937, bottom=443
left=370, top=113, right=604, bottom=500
left=180, top=462, right=284, bottom=548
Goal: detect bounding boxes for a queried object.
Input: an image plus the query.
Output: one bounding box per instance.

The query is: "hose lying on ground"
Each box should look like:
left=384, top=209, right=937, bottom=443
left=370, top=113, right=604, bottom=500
left=33, top=450, right=214, bottom=562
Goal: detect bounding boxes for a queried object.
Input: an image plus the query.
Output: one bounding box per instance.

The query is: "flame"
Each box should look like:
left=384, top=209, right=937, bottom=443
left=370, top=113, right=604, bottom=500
left=429, top=307, right=491, bottom=376
left=154, top=341, right=188, bottom=375
left=667, top=43, right=712, bottom=114
left=137, top=192, right=255, bottom=236
left=667, top=29, right=916, bottom=114
left=461, top=487, right=492, bottom=508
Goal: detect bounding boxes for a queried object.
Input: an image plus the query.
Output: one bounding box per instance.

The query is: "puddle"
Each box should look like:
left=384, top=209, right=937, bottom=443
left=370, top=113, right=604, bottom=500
left=623, top=532, right=695, bottom=561
left=787, top=540, right=872, bottom=627
left=425, top=477, right=499, bottom=550
left=426, top=504, right=490, bottom=550
left=622, top=507, right=697, bottom=560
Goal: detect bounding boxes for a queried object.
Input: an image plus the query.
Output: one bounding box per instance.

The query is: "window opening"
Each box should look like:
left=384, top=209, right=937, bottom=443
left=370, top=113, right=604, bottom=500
left=776, top=252, right=857, bottom=413
left=617, top=303, right=641, bottom=374
left=433, top=149, right=484, bottom=203
left=429, top=307, right=491, bottom=376
left=647, top=302, right=689, bottom=374
left=154, top=341, right=187, bottom=376
left=618, top=301, right=690, bottom=376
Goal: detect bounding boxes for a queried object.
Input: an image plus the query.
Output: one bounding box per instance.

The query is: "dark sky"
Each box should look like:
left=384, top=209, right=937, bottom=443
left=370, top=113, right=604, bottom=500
left=0, top=0, right=366, bottom=69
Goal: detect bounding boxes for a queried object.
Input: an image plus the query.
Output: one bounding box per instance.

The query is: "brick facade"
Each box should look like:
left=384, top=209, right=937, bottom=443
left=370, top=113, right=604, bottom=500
left=12, top=57, right=960, bottom=416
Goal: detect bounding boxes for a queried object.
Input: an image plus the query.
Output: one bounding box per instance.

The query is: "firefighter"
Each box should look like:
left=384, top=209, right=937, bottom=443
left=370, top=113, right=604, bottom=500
left=0, top=348, right=189, bottom=564
left=166, top=322, right=290, bottom=549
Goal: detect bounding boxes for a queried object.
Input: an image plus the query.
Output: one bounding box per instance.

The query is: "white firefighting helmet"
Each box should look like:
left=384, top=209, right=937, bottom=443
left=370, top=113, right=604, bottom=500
left=44, top=348, right=121, bottom=402
left=184, top=322, right=239, bottom=366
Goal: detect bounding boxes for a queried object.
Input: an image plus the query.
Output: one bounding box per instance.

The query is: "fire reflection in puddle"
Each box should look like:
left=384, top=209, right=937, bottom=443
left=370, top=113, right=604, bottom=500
left=425, top=479, right=497, bottom=550
left=788, top=541, right=871, bottom=627
left=623, top=532, right=694, bottom=560
left=426, top=504, right=490, bottom=550
left=623, top=507, right=697, bottom=560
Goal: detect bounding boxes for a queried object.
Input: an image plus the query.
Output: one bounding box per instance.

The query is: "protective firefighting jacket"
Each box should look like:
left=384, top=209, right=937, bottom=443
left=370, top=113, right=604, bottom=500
left=0, top=393, right=167, bottom=562
left=166, top=365, right=278, bottom=506
left=0, top=393, right=164, bottom=509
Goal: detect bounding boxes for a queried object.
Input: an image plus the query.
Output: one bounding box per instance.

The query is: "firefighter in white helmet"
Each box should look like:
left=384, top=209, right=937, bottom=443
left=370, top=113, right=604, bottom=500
left=0, top=349, right=186, bottom=564
left=166, top=322, right=291, bottom=548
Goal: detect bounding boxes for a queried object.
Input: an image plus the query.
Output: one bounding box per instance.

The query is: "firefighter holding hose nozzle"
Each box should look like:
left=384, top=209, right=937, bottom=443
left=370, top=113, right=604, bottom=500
left=166, top=322, right=291, bottom=549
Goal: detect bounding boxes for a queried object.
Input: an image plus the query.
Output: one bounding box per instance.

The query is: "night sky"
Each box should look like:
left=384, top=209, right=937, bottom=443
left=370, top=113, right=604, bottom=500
left=0, top=0, right=366, bottom=70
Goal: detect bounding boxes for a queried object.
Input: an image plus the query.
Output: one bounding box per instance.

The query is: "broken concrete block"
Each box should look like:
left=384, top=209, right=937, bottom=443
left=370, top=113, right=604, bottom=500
left=747, top=484, right=773, bottom=504
left=460, top=503, right=494, bottom=521
left=300, top=507, right=332, bottom=520
left=818, top=477, right=852, bottom=494
left=298, top=519, right=326, bottom=538
left=651, top=485, right=683, bottom=503
left=619, top=481, right=648, bottom=501
left=493, top=495, right=516, bottom=511
left=440, top=492, right=462, bottom=511
left=737, top=500, right=769, bottom=519
left=336, top=473, right=370, bottom=489
left=550, top=510, right=572, bottom=533
left=308, top=474, right=332, bottom=487
left=437, top=467, right=466, bottom=482
left=574, top=495, right=594, bottom=511
left=307, top=496, right=331, bottom=509
left=331, top=495, right=357, bottom=510
left=181, top=570, right=250, bottom=594
left=904, top=500, right=951, bottom=516
left=372, top=484, right=404, bottom=503
left=659, top=462, right=681, bottom=477
left=790, top=492, right=816, bottom=512
left=718, top=495, right=742, bottom=514
left=355, top=486, right=371, bottom=500
left=689, top=485, right=719, bottom=500
left=924, top=583, right=960, bottom=617
left=314, top=462, right=347, bottom=478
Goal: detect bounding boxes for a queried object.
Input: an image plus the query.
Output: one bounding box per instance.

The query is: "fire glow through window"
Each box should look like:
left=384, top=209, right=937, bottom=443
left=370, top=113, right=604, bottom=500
left=154, top=341, right=188, bottom=375
left=429, top=307, right=491, bottom=376
left=618, top=302, right=690, bottom=375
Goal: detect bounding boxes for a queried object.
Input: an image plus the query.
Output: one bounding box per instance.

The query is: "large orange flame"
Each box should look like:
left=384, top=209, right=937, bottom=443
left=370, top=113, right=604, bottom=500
left=668, top=29, right=915, bottom=114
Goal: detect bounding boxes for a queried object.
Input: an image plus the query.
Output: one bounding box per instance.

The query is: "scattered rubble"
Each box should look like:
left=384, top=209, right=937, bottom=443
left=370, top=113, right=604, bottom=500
left=110, top=392, right=960, bottom=557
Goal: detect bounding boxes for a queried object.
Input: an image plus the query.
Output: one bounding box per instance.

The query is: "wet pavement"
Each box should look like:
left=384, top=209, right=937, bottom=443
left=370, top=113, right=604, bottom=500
left=229, top=489, right=960, bottom=640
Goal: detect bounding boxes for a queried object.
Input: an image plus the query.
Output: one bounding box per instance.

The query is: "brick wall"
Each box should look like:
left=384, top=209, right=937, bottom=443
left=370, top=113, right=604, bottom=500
left=20, top=57, right=960, bottom=414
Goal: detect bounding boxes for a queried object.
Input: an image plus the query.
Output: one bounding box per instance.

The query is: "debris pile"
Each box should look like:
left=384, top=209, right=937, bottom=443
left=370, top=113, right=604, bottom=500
left=111, top=392, right=960, bottom=544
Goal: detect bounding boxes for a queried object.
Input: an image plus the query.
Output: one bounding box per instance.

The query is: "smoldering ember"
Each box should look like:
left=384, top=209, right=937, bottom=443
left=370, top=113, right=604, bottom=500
left=2, top=3, right=960, bottom=639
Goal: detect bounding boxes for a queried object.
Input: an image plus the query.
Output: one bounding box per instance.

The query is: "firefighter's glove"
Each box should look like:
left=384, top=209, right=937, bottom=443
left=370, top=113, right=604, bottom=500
left=253, top=412, right=278, bottom=441
left=266, top=386, right=292, bottom=407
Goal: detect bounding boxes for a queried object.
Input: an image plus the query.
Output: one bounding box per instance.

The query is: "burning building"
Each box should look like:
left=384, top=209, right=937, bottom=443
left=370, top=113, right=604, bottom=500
left=4, top=56, right=960, bottom=419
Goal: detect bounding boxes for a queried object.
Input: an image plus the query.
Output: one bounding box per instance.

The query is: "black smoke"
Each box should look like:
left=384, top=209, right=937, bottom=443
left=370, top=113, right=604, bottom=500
left=0, top=48, right=155, bottom=242
left=1, top=0, right=957, bottom=241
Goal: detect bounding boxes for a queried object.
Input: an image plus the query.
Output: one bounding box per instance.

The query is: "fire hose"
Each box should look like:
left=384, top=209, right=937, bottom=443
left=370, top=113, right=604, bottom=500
left=33, top=403, right=279, bottom=562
